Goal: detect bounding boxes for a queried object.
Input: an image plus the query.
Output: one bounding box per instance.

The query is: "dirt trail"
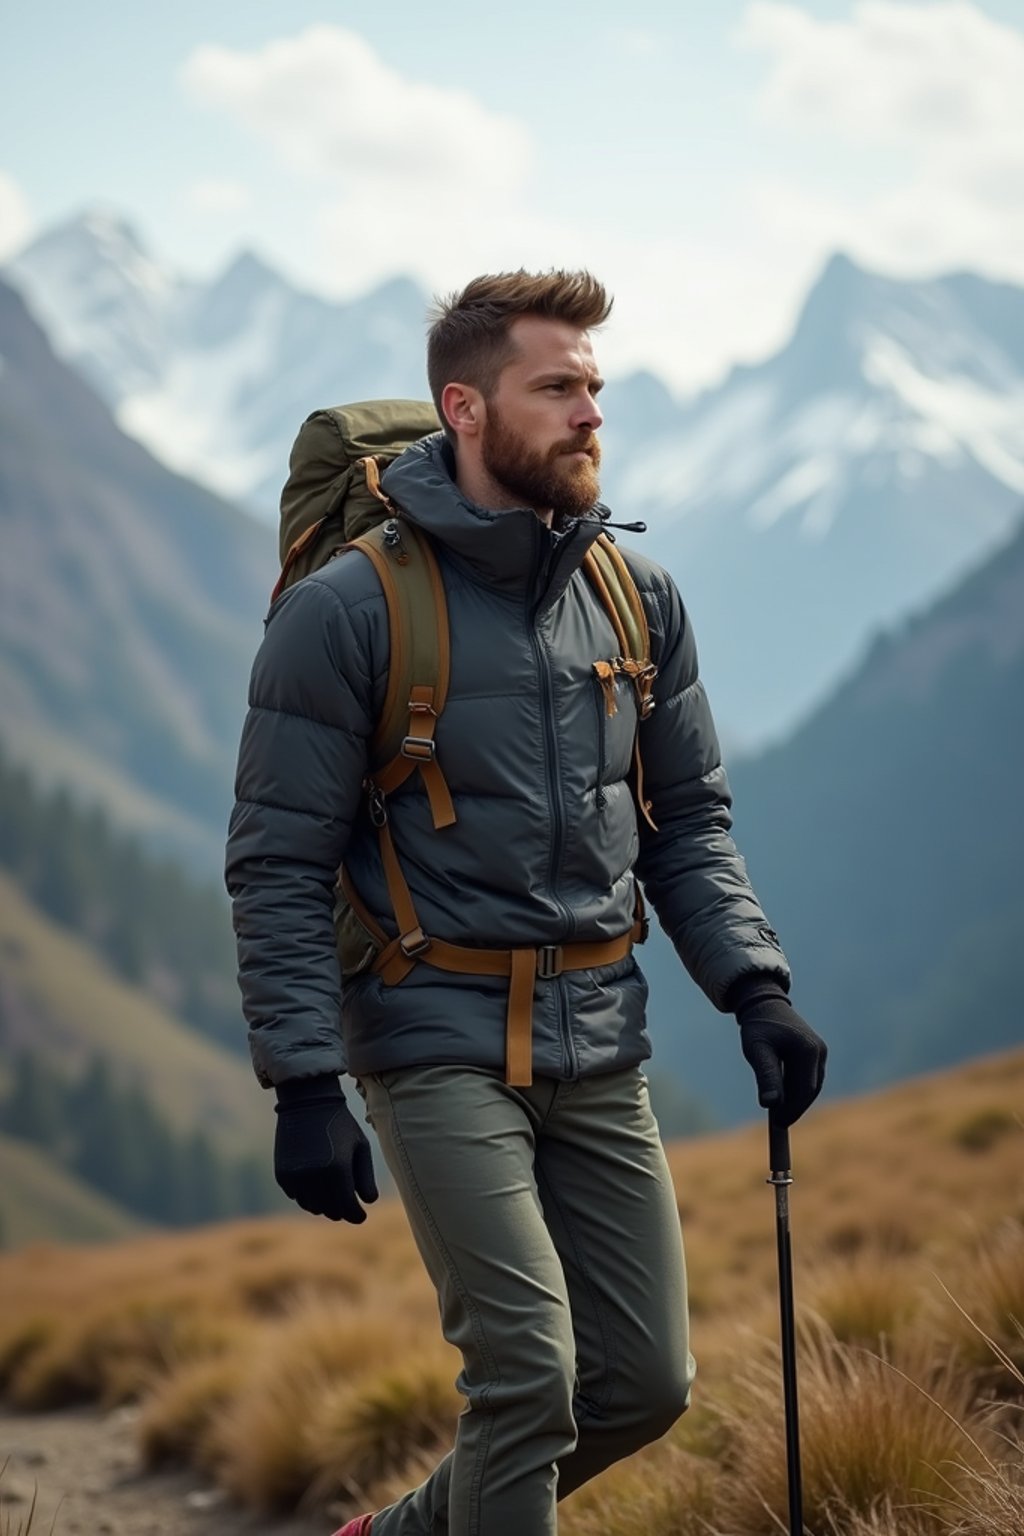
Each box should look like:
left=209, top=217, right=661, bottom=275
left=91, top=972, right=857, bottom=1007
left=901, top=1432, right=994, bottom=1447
left=0, top=1406, right=329, bottom=1536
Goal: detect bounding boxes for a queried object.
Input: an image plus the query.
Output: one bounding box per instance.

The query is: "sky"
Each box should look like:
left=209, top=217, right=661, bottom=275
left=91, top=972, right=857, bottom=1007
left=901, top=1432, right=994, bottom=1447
left=2, top=0, right=1024, bottom=394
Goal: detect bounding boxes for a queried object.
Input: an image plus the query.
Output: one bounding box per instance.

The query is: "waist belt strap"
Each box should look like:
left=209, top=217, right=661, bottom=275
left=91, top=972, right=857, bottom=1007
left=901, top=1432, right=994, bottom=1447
left=371, top=923, right=642, bottom=1088
left=357, top=791, right=645, bottom=1088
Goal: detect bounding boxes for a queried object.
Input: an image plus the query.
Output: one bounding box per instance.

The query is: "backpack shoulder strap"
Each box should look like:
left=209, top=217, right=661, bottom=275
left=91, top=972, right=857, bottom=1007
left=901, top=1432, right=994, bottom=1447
left=582, top=533, right=650, bottom=665
left=347, top=509, right=455, bottom=831
left=582, top=533, right=659, bottom=831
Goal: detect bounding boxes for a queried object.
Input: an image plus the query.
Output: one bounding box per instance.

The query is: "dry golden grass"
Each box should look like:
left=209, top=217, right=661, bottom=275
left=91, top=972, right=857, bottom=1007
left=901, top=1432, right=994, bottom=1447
left=709, top=1325, right=989, bottom=1533
left=561, top=1442, right=719, bottom=1535
left=137, top=1351, right=249, bottom=1469
left=1, top=1046, right=1022, bottom=1534
left=305, top=1351, right=461, bottom=1507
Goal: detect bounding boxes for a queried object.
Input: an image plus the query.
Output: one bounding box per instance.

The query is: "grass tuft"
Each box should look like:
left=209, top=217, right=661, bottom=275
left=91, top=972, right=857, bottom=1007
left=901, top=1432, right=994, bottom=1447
left=806, top=1252, right=923, bottom=1351
left=306, top=1353, right=460, bottom=1502
left=712, top=1320, right=990, bottom=1534
left=950, top=1108, right=1018, bottom=1154
left=8, top=1295, right=243, bottom=1410
left=137, top=1351, right=248, bottom=1469
left=562, top=1442, right=718, bottom=1536
left=208, top=1303, right=430, bottom=1511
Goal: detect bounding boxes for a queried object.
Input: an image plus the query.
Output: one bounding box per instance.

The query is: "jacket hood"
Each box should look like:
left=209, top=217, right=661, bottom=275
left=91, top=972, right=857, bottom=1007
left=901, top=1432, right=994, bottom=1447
left=381, top=432, right=609, bottom=604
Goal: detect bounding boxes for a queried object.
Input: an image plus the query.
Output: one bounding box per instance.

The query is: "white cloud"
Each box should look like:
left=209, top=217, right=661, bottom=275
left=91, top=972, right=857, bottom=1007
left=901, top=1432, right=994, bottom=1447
left=181, top=26, right=531, bottom=192
left=173, top=10, right=1024, bottom=396
left=0, top=170, right=33, bottom=260
left=188, top=178, right=251, bottom=214
left=736, top=1, right=1024, bottom=281
left=181, top=27, right=582, bottom=344
left=739, top=0, right=1024, bottom=147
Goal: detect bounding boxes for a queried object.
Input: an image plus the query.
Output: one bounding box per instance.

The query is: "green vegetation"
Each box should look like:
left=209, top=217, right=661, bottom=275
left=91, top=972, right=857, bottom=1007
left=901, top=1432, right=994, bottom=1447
left=0, top=868, right=268, bottom=1150
left=0, top=1133, right=141, bottom=1248
left=0, top=1048, right=278, bottom=1230
left=0, top=744, right=240, bottom=1054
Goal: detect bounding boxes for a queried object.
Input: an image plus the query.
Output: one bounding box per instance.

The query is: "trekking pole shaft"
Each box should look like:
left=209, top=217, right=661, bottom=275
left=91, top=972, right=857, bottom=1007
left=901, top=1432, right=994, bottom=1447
left=768, top=1117, right=804, bottom=1536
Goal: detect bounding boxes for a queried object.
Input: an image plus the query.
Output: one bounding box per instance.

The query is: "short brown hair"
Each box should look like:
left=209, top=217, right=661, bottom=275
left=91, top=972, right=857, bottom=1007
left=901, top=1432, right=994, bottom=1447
left=427, top=269, right=612, bottom=439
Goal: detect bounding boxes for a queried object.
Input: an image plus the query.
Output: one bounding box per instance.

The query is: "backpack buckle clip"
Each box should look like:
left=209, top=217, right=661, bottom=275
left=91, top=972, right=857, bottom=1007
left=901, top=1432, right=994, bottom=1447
left=401, top=735, right=437, bottom=762
left=537, top=945, right=564, bottom=979
left=636, top=663, right=658, bottom=720
left=399, top=926, right=431, bottom=959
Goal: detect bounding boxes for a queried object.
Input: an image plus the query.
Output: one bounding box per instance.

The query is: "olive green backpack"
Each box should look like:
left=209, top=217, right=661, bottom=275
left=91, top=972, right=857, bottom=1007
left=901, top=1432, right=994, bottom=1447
left=276, top=399, right=658, bottom=995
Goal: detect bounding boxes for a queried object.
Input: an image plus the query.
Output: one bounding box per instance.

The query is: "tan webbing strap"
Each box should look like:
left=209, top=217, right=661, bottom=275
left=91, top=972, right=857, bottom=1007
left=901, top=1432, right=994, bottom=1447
left=633, top=744, right=657, bottom=832
left=376, top=819, right=426, bottom=984
left=507, top=949, right=537, bottom=1086
left=583, top=549, right=630, bottom=658
left=350, top=512, right=456, bottom=832
left=368, top=924, right=642, bottom=1085
left=595, top=535, right=651, bottom=661
left=354, top=535, right=407, bottom=765
left=273, top=514, right=328, bottom=603
left=583, top=536, right=659, bottom=832
left=360, top=454, right=400, bottom=515
left=375, top=683, right=456, bottom=829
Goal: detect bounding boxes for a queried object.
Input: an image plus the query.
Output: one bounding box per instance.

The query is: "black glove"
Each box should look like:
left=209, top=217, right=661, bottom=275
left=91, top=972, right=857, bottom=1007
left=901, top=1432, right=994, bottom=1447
left=732, top=976, right=827, bottom=1126
left=274, top=1075, right=379, bottom=1223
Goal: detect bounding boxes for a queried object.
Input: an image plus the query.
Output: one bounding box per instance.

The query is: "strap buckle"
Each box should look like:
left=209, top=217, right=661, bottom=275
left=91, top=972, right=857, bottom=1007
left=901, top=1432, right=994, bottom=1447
left=367, top=785, right=387, bottom=827
left=402, top=696, right=438, bottom=760
left=636, top=663, right=658, bottom=720
left=537, top=945, right=564, bottom=979
left=401, top=735, right=437, bottom=761
left=399, top=926, right=432, bottom=959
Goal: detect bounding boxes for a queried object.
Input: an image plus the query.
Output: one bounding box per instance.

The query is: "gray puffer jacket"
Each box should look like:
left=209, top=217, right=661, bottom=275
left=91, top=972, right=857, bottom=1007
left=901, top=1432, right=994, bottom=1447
left=225, top=434, right=789, bottom=1089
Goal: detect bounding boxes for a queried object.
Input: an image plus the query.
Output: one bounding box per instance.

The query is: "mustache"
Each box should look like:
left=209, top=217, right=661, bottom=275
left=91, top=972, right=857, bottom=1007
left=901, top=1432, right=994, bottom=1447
left=550, top=433, right=601, bottom=464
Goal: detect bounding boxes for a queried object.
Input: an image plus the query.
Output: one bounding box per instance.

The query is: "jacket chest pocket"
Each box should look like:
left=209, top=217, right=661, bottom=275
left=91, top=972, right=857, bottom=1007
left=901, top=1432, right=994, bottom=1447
left=592, top=659, right=640, bottom=801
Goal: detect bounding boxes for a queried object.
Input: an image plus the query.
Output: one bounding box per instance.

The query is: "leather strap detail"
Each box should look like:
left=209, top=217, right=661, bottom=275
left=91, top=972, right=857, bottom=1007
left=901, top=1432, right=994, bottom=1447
left=583, top=535, right=658, bottom=832
left=583, top=549, right=630, bottom=658
left=349, top=517, right=456, bottom=832
left=273, top=514, right=327, bottom=603
left=507, top=949, right=536, bottom=1086
left=374, top=683, right=456, bottom=830
left=371, top=922, right=643, bottom=1087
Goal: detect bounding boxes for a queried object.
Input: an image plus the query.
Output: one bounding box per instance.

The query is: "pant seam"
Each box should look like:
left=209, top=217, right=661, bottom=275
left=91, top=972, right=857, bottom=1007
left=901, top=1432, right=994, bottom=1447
left=535, top=1160, right=619, bottom=1424
left=380, top=1077, right=497, bottom=1536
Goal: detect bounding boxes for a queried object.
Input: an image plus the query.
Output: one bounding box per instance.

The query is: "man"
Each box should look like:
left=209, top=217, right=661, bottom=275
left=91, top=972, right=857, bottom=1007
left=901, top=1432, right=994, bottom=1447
left=225, top=270, right=826, bottom=1536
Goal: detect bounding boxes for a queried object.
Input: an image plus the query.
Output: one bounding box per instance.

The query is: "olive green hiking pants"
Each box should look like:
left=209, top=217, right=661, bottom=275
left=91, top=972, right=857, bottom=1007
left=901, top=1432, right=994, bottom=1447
left=356, top=1064, right=695, bottom=1536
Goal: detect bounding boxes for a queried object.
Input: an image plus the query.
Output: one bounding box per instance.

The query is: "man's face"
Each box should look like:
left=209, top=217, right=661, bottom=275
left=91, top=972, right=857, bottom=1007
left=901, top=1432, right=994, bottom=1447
left=480, top=316, right=604, bottom=519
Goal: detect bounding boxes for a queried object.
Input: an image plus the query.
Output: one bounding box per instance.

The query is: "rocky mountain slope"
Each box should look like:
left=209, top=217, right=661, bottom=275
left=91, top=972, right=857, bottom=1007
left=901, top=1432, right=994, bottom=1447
left=9, top=214, right=1024, bottom=744
left=0, top=274, right=275, bottom=862
left=643, top=507, right=1024, bottom=1118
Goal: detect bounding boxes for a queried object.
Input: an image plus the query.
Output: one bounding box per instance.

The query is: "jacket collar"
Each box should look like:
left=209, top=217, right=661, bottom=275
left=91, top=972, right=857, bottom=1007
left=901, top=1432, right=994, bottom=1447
left=381, top=433, right=608, bottom=606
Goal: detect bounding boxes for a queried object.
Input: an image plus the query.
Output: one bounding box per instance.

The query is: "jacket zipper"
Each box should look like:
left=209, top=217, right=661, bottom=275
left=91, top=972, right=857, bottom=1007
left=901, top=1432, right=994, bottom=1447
left=529, top=525, right=578, bottom=1077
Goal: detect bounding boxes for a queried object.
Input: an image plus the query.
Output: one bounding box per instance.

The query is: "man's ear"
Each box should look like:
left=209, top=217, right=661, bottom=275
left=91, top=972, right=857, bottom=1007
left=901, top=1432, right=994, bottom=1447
left=441, top=382, right=484, bottom=439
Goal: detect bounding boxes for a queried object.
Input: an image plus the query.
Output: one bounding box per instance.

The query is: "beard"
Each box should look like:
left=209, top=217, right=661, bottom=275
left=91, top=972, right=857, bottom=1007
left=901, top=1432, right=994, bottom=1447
left=481, top=406, right=602, bottom=519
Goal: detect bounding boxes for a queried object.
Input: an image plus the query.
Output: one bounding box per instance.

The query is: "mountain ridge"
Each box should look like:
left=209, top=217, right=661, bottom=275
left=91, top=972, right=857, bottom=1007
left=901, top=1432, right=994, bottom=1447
left=10, top=211, right=1024, bottom=744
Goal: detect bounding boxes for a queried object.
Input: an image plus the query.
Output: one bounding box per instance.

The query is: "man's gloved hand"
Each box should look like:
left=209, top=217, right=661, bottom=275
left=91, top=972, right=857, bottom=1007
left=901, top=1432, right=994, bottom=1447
left=731, top=976, right=827, bottom=1126
left=274, top=1074, right=379, bottom=1223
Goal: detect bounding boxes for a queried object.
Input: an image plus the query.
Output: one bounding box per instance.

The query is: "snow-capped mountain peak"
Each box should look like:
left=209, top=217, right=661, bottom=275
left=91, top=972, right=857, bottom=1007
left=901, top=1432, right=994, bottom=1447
left=6, top=207, right=180, bottom=398
left=5, top=215, right=1024, bottom=748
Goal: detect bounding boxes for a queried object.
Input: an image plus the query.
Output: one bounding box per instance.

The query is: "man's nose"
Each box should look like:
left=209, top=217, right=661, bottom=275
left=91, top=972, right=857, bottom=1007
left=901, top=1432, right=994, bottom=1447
left=572, top=392, right=603, bottom=433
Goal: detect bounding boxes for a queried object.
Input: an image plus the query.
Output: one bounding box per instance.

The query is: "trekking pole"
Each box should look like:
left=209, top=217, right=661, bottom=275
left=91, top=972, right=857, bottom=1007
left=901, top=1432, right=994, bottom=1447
left=768, top=1113, right=804, bottom=1536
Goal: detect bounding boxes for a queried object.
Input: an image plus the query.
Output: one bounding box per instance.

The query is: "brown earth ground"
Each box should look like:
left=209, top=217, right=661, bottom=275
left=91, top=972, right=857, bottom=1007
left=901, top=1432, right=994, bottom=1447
left=0, top=1404, right=327, bottom=1536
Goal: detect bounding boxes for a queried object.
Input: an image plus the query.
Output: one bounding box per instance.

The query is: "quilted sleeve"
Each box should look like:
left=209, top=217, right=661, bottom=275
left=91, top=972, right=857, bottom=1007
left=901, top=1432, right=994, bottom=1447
left=225, top=575, right=374, bottom=1086
left=634, top=567, right=791, bottom=1010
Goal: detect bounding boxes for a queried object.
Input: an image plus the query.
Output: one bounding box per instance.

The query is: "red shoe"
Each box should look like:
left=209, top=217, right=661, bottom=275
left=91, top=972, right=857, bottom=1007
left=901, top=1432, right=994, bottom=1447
left=331, top=1518, right=373, bottom=1536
